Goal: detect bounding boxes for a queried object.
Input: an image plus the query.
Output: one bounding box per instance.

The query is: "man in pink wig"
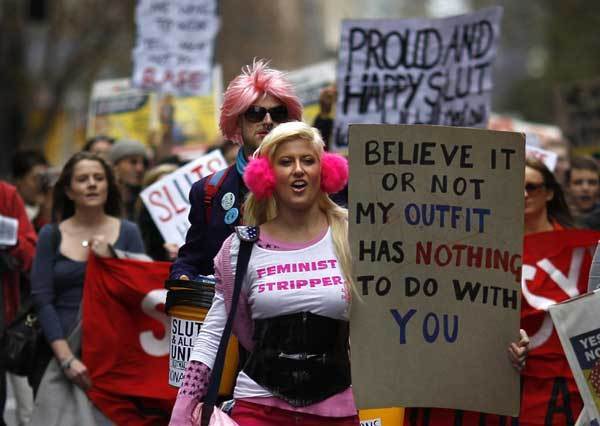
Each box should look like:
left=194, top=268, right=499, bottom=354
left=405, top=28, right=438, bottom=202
left=170, top=60, right=303, bottom=280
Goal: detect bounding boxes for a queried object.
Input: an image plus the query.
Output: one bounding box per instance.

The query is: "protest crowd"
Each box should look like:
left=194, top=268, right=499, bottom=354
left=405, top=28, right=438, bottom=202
left=1, top=3, right=600, bottom=426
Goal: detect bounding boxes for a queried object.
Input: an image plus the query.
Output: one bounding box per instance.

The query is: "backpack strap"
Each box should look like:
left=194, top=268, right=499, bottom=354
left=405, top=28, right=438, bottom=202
left=203, top=167, right=231, bottom=224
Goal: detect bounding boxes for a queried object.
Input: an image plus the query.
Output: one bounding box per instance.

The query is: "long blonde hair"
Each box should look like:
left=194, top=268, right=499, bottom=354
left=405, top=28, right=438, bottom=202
left=243, top=122, right=355, bottom=298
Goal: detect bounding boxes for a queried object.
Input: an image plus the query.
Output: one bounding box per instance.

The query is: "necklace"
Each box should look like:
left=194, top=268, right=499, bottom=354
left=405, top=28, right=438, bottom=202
left=70, top=216, right=111, bottom=248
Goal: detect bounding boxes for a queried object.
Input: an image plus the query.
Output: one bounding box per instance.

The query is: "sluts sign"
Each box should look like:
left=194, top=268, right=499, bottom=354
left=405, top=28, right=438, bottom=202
left=349, top=124, right=525, bottom=416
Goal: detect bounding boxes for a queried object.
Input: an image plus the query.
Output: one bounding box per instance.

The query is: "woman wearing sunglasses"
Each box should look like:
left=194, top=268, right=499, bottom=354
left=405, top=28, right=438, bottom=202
left=170, top=122, right=358, bottom=425
left=519, top=157, right=587, bottom=424
left=524, top=157, right=573, bottom=234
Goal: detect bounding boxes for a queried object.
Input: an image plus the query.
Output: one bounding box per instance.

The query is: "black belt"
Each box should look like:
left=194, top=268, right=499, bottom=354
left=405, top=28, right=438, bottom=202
left=243, top=311, right=351, bottom=407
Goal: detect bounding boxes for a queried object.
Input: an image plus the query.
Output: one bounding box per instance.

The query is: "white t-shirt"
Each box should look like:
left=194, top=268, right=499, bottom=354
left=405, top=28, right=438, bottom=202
left=190, top=228, right=349, bottom=399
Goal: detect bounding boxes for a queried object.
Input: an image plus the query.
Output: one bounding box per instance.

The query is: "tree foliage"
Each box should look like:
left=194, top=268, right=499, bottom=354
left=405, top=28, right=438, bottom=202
left=0, top=0, right=135, bottom=176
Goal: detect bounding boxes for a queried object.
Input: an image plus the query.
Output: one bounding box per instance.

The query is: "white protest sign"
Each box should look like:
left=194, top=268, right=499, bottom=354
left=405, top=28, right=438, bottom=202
left=140, top=150, right=227, bottom=247
left=589, top=245, right=600, bottom=292
left=133, top=0, right=220, bottom=95
left=334, top=7, right=502, bottom=149
left=549, top=290, right=600, bottom=425
left=526, top=145, right=558, bottom=172
left=0, top=215, right=18, bottom=247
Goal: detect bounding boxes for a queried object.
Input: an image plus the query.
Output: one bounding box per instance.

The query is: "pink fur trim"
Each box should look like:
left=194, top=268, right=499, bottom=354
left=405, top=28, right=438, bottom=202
left=243, top=157, right=275, bottom=199
left=320, top=153, right=349, bottom=194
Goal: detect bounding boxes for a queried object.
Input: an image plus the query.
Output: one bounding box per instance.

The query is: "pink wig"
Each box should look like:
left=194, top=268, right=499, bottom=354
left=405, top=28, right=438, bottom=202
left=219, top=59, right=303, bottom=144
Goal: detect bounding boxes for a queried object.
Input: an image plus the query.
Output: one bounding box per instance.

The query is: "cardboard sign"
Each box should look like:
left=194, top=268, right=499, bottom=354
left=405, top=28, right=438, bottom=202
left=286, top=60, right=336, bottom=125
left=133, top=0, right=220, bottom=95
left=333, top=7, right=502, bottom=149
left=550, top=289, right=600, bottom=425
left=87, top=79, right=154, bottom=143
left=140, top=150, right=227, bottom=247
left=556, top=78, right=600, bottom=155
left=349, top=124, right=524, bottom=416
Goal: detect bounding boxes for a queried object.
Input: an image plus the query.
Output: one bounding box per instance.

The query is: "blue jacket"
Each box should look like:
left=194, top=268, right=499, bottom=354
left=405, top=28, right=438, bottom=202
left=169, top=163, right=246, bottom=279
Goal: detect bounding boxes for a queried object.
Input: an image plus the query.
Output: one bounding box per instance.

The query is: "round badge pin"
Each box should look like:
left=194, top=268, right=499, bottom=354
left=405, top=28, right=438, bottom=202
left=221, top=192, right=235, bottom=211
left=224, top=207, right=239, bottom=225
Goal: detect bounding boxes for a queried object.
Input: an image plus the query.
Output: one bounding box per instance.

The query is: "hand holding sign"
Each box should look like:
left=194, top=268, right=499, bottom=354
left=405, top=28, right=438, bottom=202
left=508, top=329, right=530, bottom=372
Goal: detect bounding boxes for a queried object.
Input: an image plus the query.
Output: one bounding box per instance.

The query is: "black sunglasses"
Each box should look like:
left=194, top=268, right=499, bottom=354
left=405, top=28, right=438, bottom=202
left=244, top=105, right=288, bottom=123
left=524, top=182, right=546, bottom=193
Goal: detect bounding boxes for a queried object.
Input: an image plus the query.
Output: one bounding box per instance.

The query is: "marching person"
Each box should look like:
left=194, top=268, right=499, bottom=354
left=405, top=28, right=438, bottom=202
left=169, top=59, right=303, bottom=281
left=312, top=84, right=336, bottom=150
left=82, top=135, right=115, bottom=160
left=9, top=149, right=49, bottom=425
left=30, top=151, right=144, bottom=402
left=170, top=122, right=357, bottom=425
left=520, top=157, right=583, bottom=423
left=564, top=156, right=600, bottom=229
left=0, top=181, right=37, bottom=426
left=12, top=149, right=52, bottom=231
left=525, top=157, right=574, bottom=234
left=108, top=139, right=149, bottom=221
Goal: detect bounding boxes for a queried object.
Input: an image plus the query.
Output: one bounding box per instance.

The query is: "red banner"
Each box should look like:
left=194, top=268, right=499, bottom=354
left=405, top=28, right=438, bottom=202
left=82, top=255, right=177, bottom=425
left=405, top=230, right=600, bottom=425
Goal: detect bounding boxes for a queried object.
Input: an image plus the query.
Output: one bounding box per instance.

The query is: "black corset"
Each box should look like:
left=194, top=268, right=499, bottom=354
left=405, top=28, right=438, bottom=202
left=243, top=311, right=351, bottom=407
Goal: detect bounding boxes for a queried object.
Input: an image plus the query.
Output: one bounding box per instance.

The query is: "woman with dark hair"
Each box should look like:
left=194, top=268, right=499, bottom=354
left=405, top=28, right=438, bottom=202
left=30, top=152, right=145, bottom=395
left=524, top=157, right=574, bottom=234
left=518, top=157, right=588, bottom=424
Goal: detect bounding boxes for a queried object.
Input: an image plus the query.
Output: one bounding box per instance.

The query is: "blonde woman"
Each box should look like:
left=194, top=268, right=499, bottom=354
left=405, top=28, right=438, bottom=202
left=170, top=122, right=358, bottom=425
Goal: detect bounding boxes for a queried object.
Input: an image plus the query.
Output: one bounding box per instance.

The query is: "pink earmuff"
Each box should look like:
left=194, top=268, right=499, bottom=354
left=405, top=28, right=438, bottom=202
left=320, top=153, right=348, bottom=194
left=243, top=156, right=276, bottom=200
left=243, top=152, right=349, bottom=199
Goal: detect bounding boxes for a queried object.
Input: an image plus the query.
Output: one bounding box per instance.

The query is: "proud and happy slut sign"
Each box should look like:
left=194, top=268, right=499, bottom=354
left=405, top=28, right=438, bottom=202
left=349, top=124, right=524, bottom=416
